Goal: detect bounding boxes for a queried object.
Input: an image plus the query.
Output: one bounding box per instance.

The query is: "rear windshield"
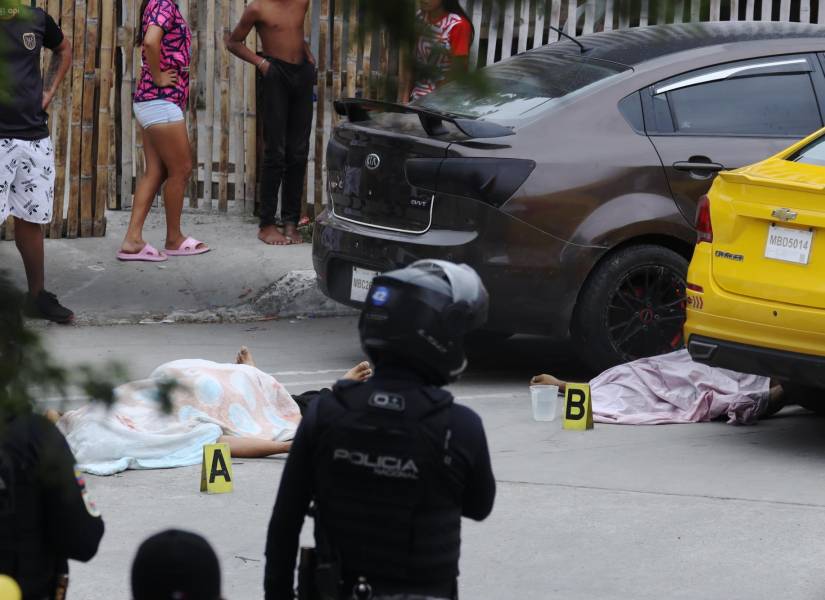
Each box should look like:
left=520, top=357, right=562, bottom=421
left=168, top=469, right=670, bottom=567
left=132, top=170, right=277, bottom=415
left=789, top=135, right=825, bottom=166
left=412, top=52, right=629, bottom=123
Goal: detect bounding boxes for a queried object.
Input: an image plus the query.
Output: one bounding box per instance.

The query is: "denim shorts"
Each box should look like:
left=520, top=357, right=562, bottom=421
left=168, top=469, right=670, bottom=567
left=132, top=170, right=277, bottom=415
left=133, top=99, right=184, bottom=129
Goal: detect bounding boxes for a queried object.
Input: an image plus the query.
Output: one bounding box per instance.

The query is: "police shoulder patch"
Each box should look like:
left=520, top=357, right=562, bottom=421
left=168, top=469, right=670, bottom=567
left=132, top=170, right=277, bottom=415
left=368, top=391, right=406, bottom=412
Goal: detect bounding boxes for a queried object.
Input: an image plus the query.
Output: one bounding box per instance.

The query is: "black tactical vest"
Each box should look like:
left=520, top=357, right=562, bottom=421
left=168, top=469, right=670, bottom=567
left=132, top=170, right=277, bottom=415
left=313, top=380, right=463, bottom=585
left=0, top=416, right=56, bottom=599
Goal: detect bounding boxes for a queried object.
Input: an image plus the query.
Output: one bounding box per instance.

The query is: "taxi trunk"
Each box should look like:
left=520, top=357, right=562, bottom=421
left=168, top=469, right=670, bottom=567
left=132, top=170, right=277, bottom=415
left=708, top=162, right=825, bottom=309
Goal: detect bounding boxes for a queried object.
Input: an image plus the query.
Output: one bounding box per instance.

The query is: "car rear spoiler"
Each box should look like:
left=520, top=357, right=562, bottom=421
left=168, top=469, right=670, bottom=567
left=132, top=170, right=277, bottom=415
left=719, top=169, right=825, bottom=192
left=333, top=98, right=515, bottom=139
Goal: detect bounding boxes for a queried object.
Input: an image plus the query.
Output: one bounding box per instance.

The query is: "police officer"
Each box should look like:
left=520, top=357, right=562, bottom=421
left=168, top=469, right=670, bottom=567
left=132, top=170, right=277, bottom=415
left=264, top=260, right=496, bottom=600
left=1, top=282, right=104, bottom=598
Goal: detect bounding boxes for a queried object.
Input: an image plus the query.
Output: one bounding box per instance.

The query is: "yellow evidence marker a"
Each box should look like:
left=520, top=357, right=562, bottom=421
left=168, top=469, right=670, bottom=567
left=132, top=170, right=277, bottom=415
left=0, top=575, right=22, bottom=600
left=200, top=443, right=234, bottom=494
left=563, top=383, right=594, bottom=430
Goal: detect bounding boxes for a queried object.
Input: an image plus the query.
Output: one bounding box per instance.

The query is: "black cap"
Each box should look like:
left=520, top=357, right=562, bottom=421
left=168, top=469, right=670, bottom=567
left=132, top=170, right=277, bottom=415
left=131, top=530, right=221, bottom=600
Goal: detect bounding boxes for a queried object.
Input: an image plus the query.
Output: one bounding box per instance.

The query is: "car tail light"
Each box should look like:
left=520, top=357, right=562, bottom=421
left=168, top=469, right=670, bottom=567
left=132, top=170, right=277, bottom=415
left=695, top=194, right=713, bottom=244
left=687, top=283, right=704, bottom=293
left=405, top=158, right=536, bottom=208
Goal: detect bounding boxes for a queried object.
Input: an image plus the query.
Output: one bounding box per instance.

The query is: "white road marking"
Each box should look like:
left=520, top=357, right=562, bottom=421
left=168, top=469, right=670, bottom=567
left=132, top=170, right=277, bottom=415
left=272, top=368, right=354, bottom=376
left=39, top=388, right=525, bottom=405
left=455, top=393, right=521, bottom=401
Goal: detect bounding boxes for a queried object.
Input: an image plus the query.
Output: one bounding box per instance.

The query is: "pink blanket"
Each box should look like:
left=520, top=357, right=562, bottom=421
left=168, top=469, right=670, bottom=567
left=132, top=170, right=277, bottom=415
left=591, top=350, right=771, bottom=425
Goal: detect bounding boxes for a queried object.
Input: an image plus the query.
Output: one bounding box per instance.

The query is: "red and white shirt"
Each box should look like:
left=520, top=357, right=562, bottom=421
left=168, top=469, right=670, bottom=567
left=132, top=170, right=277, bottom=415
left=410, top=11, right=472, bottom=101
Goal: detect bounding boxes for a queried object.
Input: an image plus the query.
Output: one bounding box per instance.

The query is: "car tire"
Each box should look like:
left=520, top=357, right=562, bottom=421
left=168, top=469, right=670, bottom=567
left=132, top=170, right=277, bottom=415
left=781, top=382, right=825, bottom=415
left=573, top=244, right=688, bottom=373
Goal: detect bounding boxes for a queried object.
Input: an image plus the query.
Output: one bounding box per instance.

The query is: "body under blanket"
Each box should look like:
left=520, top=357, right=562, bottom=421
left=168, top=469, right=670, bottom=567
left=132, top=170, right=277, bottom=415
left=59, top=359, right=302, bottom=475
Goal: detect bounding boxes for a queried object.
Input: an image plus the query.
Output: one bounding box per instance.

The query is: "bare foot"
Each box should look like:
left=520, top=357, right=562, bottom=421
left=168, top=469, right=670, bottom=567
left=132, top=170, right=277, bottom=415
left=119, top=238, right=148, bottom=255
left=258, top=225, right=291, bottom=246
left=531, top=374, right=567, bottom=391
left=235, top=346, right=256, bottom=367
left=44, top=409, right=62, bottom=424
left=344, top=361, right=372, bottom=382
left=284, top=223, right=304, bottom=245
left=762, top=384, right=786, bottom=417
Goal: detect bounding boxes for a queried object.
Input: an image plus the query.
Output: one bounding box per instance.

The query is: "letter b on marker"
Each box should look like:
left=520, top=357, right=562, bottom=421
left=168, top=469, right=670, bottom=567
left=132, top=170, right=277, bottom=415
left=563, top=384, right=594, bottom=430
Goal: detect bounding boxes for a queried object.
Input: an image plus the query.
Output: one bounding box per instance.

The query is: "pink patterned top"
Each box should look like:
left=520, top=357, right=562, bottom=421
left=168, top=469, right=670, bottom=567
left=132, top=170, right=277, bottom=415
left=133, top=0, right=191, bottom=110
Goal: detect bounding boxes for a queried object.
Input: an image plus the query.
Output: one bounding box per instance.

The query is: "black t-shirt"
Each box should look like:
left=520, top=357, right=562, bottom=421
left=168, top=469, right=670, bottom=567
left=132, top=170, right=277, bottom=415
left=0, top=6, right=64, bottom=140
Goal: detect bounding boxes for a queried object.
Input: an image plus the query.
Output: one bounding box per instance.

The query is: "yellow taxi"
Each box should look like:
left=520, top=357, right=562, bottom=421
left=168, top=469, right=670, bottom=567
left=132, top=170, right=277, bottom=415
left=684, top=128, right=825, bottom=411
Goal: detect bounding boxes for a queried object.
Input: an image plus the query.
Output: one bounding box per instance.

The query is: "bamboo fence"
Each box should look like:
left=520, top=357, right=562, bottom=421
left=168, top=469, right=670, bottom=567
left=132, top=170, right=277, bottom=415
left=2, top=0, right=822, bottom=239
left=2, top=0, right=116, bottom=240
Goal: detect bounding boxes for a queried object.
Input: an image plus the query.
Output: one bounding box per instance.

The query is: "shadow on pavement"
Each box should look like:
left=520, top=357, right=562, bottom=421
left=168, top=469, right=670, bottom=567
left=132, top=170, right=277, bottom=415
left=465, top=335, right=593, bottom=383
left=744, top=406, right=825, bottom=459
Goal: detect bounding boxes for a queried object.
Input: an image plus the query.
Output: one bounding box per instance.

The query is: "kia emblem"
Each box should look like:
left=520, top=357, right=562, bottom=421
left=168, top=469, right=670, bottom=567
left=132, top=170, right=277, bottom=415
left=365, top=153, right=381, bottom=170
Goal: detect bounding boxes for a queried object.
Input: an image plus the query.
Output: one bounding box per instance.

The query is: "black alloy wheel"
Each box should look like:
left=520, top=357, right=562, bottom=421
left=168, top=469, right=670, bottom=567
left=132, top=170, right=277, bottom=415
left=605, top=264, right=686, bottom=362
left=574, top=244, right=688, bottom=373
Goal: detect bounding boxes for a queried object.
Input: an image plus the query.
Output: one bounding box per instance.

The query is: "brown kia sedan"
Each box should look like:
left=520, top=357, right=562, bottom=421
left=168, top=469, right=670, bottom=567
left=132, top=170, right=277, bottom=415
left=313, top=21, right=825, bottom=371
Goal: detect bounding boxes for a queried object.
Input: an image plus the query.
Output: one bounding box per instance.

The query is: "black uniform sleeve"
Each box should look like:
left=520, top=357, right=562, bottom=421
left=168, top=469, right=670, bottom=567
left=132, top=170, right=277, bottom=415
left=292, top=389, right=326, bottom=416
left=453, top=406, right=496, bottom=521
left=264, top=398, right=319, bottom=600
left=43, top=14, right=64, bottom=50
left=36, top=417, right=104, bottom=562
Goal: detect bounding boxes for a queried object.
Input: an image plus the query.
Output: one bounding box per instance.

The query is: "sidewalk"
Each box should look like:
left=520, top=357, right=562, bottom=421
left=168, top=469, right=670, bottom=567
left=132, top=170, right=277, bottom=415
left=1, top=209, right=353, bottom=325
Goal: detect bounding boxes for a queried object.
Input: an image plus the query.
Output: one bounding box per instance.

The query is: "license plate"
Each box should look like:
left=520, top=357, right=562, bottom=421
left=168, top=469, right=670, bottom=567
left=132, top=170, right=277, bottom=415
left=350, top=267, right=378, bottom=302
left=765, top=224, right=813, bottom=265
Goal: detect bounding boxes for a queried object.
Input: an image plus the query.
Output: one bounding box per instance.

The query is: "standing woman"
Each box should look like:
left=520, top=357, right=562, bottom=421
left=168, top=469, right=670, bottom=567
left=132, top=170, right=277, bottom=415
left=408, top=0, right=474, bottom=101
left=118, top=0, right=209, bottom=262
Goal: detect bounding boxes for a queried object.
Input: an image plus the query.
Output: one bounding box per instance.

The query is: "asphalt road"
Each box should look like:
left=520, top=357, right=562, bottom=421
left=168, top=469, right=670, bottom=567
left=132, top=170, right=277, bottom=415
left=40, top=318, right=825, bottom=600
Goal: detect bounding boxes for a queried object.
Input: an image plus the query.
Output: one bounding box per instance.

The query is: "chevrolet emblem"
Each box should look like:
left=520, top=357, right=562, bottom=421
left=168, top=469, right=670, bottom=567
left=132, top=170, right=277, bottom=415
left=771, top=208, right=798, bottom=222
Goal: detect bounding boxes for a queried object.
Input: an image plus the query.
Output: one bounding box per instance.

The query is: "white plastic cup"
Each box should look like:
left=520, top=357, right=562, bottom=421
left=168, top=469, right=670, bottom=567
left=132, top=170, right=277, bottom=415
left=530, top=385, right=560, bottom=421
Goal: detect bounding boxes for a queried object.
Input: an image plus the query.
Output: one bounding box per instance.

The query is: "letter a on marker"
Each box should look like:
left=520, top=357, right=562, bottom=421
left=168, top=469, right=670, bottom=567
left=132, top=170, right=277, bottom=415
left=200, top=443, right=234, bottom=494
left=563, top=383, right=594, bottom=430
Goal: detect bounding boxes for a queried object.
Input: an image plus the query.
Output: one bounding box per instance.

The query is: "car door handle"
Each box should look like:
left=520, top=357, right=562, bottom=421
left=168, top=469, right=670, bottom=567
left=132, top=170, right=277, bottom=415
left=673, top=161, right=724, bottom=172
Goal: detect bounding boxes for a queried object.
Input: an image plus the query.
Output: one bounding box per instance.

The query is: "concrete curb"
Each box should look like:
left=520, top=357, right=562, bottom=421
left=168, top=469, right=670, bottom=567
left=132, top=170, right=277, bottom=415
left=69, top=270, right=357, bottom=326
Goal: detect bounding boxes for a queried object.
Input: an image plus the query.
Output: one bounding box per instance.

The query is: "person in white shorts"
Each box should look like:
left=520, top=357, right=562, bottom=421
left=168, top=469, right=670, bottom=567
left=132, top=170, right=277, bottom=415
left=0, top=2, right=73, bottom=323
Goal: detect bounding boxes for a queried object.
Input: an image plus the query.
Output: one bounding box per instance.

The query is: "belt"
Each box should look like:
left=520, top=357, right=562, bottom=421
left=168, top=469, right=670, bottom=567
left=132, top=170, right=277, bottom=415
left=344, top=576, right=456, bottom=599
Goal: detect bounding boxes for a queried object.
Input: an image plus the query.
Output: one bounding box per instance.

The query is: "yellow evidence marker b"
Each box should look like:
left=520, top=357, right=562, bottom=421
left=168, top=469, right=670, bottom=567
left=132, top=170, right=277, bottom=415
left=563, top=383, right=594, bottom=430
left=200, top=443, right=234, bottom=494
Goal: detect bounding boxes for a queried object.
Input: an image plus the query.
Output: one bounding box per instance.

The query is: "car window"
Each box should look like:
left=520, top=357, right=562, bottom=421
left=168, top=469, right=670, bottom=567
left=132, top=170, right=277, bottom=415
left=413, top=52, right=629, bottom=123
left=650, top=56, right=823, bottom=137
left=789, top=135, right=825, bottom=166
left=666, top=74, right=821, bottom=136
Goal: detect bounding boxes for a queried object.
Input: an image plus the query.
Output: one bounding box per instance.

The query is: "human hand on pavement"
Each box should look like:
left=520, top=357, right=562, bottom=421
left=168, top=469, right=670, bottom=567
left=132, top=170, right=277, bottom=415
left=531, top=374, right=567, bottom=393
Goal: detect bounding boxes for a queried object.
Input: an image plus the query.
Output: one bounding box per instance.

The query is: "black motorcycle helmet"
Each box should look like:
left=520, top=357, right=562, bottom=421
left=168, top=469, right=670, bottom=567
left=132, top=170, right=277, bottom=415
left=359, top=260, right=489, bottom=384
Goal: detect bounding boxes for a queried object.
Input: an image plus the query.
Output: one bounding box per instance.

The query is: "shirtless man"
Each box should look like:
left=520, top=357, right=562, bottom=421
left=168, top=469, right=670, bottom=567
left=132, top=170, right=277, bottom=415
left=226, top=0, right=315, bottom=246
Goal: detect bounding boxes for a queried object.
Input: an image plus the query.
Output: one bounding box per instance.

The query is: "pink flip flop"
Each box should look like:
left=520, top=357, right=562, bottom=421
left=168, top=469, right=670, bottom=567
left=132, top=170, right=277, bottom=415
left=165, top=236, right=210, bottom=257
left=117, top=243, right=168, bottom=262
